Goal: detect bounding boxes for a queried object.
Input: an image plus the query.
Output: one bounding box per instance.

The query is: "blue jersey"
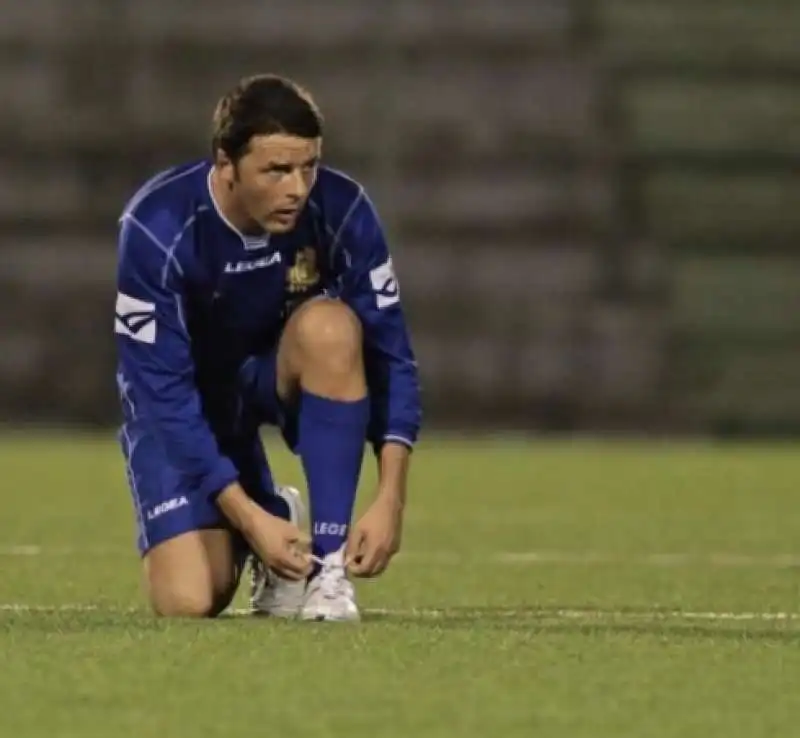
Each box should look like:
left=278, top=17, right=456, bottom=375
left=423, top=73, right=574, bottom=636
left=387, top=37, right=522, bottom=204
left=115, top=160, right=421, bottom=500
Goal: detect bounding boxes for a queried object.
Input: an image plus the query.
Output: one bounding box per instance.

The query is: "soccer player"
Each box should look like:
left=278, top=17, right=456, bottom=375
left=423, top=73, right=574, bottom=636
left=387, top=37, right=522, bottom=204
left=114, top=74, right=421, bottom=621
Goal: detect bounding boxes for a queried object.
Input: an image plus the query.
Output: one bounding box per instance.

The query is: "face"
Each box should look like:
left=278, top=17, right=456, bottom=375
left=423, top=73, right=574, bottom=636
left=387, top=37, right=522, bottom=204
left=217, top=134, right=321, bottom=234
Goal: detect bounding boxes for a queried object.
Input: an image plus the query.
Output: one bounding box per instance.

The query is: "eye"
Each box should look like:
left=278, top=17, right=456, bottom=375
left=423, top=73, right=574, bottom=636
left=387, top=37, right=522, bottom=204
left=266, top=164, right=292, bottom=175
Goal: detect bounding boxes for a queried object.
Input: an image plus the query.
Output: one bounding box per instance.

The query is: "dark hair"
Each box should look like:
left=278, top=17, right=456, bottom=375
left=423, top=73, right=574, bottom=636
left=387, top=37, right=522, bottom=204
left=211, top=74, right=324, bottom=161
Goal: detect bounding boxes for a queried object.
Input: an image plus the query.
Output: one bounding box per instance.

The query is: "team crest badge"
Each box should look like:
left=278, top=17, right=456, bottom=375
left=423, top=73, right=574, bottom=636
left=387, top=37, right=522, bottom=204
left=286, top=247, right=319, bottom=294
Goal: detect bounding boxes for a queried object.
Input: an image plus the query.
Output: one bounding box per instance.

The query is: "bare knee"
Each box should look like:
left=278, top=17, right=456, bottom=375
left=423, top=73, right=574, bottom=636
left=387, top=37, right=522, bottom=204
left=283, top=299, right=365, bottom=398
left=295, top=299, right=362, bottom=369
left=151, top=587, right=231, bottom=619
left=143, top=530, right=239, bottom=619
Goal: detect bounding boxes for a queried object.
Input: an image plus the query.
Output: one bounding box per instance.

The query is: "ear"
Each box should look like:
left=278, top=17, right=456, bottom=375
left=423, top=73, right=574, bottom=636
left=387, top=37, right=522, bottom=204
left=214, top=149, right=236, bottom=185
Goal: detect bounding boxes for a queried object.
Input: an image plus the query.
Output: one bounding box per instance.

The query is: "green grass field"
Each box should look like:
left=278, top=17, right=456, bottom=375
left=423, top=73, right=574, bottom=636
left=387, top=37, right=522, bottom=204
left=2, top=432, right=800, bottom=737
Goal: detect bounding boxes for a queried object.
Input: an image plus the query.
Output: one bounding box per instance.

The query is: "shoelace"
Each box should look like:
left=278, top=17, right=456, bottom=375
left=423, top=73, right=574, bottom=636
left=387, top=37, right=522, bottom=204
left=312, top=555, right=351, bottom=600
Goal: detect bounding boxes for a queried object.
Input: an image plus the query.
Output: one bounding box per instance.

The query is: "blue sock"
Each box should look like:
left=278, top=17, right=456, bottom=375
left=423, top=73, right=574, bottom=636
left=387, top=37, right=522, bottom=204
left=297, top=390, right=369, bottom=560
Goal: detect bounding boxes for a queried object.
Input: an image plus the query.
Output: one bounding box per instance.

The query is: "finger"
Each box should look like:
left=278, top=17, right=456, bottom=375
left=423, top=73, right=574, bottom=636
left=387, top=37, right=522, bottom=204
left=283, top=524, right=310, bottom=546
left=271, top=559, right=306, bottom=580
left=281, top=560, right=311, bottom=580
left=370, top=551, right=393, bottom=577
left=344, top=527, right=365, bottom=558
left=346, top=538, right=372, bottom=575
left=274, top=549, right=312, bottom=580
left=290, top=532, right=312, bottom=557
left=272, top=562, right=305, bottom=581
left=292, top=530, right=312, bottom=548
left=344, top=528, right=366, bottom=567
left=351, top=545, right=387, bottom=578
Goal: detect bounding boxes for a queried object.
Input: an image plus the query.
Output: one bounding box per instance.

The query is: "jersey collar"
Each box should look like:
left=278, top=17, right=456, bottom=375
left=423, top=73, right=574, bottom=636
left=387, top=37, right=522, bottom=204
left=206, top=166, right=272, bottom=251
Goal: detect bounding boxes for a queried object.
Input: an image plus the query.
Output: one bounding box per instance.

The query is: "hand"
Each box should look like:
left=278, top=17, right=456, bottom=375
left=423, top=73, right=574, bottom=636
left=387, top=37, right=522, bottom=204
left=345, top=492, right=404, bottom=578
left=242, top=504, right=312, bottom=581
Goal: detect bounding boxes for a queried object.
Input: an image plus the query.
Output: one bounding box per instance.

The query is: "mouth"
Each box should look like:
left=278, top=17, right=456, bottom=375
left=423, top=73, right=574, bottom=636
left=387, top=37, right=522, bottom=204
left=272, top=207, right=299, bottom=220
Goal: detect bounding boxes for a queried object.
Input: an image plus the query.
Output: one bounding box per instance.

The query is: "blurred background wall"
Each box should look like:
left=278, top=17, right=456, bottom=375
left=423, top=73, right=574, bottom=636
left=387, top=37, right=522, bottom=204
left=1, top=0, right=798, bottom=435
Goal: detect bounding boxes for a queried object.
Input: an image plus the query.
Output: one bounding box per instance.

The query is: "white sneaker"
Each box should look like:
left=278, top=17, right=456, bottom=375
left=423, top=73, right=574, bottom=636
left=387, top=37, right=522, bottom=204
left=249, top=485, right=307, bottom=618
left=299, top=546, right=360, bottom=622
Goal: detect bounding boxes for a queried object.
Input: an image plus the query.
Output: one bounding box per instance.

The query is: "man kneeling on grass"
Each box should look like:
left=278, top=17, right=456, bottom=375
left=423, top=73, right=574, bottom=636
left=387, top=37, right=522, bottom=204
left=114, top=74, right=421, bottom=622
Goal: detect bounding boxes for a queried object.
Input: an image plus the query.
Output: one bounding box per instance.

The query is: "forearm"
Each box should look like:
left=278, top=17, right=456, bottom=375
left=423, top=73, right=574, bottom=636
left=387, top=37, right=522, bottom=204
left=376, top=441, right=411, bottom=507
left=216, top=482, right=259, bottom=533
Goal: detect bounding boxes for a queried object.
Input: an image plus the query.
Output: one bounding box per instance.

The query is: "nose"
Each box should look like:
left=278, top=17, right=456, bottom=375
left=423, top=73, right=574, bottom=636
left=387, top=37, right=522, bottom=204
left=287, top=169, right=309, bottom=203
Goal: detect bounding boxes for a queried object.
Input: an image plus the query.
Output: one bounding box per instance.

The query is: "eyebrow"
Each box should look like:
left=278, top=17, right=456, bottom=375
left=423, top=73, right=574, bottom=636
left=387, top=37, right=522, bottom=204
left=266, top=155, right=319, bottom=169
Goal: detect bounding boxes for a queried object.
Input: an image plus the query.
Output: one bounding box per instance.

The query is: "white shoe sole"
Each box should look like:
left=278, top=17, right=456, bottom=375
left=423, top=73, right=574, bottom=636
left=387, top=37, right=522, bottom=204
left=299, top=609, right=361, bottom=623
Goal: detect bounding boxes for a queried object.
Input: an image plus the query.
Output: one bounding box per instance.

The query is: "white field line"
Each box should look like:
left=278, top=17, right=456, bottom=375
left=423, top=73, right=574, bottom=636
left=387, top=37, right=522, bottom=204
left=1, top=602, right=800, bottom=623
left=3, top=545, right=800, bottom=568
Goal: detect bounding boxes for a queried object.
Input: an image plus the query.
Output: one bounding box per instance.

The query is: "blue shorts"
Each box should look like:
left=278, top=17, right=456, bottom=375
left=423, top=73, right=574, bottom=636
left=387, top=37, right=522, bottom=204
left=120, top=347, right=295, bottom=555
